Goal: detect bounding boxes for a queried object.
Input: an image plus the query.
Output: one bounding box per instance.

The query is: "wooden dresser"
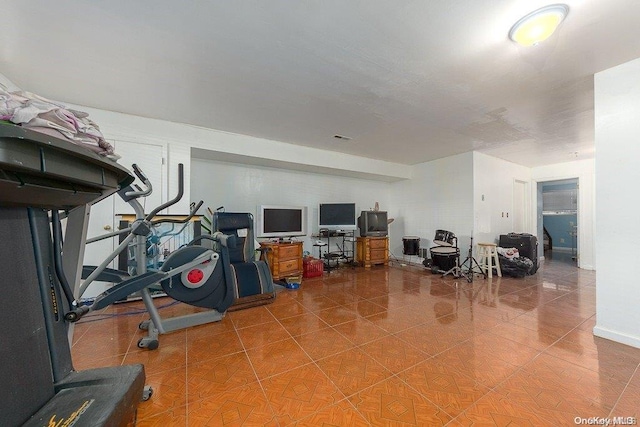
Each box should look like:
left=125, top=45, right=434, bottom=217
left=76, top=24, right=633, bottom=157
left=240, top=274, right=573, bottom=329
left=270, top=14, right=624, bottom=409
left=260, top=241, right=303, bottom=280
left=356, top=236, right=389, bottom=268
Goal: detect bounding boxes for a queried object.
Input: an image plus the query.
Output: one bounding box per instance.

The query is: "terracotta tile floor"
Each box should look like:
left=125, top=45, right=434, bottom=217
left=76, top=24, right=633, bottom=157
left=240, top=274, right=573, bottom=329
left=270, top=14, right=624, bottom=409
left=72, top=254, right=640, bottom=426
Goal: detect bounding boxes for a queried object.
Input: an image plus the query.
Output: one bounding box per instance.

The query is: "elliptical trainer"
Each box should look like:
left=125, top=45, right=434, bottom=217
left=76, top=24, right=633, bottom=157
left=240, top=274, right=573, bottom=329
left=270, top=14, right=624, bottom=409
left=56, top=163, right=237, bottom=350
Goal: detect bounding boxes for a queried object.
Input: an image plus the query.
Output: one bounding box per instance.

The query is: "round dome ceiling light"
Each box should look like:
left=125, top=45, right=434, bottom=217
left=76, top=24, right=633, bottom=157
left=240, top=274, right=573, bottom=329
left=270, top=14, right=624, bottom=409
left=509, top=4, right=569, bottom=46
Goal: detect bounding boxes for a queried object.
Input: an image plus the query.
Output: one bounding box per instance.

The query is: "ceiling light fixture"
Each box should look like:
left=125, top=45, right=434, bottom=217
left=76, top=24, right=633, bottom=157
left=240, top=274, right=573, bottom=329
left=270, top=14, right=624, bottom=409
left=509, top=4, right=569, bottom=46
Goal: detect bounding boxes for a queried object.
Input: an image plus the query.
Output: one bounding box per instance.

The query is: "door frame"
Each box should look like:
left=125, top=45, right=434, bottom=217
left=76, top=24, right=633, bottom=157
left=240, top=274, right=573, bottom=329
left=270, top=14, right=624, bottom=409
left=535, top=177, right=580, bottom=267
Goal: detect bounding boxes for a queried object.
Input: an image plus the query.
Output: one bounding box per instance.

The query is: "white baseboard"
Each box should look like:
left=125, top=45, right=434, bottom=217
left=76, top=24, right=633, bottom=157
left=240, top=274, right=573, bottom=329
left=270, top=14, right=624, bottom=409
left=593, top=325, right=640, bottom=349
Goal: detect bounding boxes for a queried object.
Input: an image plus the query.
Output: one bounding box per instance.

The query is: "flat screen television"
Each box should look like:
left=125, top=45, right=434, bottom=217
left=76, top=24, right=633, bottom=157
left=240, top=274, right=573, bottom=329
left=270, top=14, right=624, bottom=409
left=319, top=203, right=357, bottom=230
left=358, top=210, right=388, bottom=237
left=256, top=205, right=308, bottom=238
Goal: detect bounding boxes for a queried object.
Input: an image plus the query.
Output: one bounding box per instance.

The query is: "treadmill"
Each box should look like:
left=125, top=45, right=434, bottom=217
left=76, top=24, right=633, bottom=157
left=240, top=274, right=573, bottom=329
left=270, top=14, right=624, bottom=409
left=0, top=123, right=147, bottom=426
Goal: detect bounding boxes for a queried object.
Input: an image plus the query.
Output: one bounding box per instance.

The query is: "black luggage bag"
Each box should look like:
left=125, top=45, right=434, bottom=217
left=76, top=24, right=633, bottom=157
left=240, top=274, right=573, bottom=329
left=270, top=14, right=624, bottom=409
left=499, top=233, right=538, bottom=274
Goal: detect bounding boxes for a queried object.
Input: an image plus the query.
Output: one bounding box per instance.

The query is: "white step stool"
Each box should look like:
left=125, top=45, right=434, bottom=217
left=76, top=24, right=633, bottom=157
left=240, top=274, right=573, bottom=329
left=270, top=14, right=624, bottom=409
left=477, top=243, right=502, bottom=278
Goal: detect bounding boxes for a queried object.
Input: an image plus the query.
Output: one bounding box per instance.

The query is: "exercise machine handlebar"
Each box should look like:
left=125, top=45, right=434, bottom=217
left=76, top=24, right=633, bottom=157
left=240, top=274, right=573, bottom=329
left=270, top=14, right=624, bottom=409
left=146, top=163, right=184, bottom=220
left=131, top=163, right=149, bottom=183
left=124, top=163, right=152, bottom=198
left=150, top=200, right=204, bottom=226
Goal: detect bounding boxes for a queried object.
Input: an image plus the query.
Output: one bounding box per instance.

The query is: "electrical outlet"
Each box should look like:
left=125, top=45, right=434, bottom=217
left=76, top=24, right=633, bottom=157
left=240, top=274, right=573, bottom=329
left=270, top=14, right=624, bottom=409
left=560, top=238, right=565, bottom=243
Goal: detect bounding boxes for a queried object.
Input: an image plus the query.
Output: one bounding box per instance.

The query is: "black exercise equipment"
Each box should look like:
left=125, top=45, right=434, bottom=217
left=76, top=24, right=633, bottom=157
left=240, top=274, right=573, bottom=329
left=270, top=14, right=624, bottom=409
left=76, top=163, right=240, bottom=350
left=210, top=211, right=276, bottom=311
left=0, top=123, right=146, bottom=426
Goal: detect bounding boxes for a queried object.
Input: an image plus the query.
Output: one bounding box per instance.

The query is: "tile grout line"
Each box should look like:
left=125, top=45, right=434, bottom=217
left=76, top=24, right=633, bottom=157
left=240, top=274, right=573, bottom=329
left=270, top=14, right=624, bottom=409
left=607, top=362, right=640, bottom=418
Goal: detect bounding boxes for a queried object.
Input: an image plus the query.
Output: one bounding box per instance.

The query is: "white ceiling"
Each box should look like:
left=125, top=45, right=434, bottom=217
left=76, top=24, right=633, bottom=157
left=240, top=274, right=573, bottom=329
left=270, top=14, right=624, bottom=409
left=2, top=1, right=640, bottom=168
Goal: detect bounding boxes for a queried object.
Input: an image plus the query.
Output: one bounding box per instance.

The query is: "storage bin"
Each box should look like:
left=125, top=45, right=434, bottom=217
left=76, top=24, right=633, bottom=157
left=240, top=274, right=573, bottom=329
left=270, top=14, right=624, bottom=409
left=303, top=257, right=324, bottom=278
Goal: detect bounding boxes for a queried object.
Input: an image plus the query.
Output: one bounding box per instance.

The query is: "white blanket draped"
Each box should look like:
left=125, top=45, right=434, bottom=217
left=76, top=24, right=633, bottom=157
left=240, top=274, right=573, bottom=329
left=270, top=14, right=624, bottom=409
left=0, top=88, right=117, bottom=158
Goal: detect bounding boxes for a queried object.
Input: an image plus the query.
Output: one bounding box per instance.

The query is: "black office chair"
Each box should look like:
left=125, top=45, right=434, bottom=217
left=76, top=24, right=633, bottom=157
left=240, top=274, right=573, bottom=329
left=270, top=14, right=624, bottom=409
left=211, top=212, right=276, bottom=310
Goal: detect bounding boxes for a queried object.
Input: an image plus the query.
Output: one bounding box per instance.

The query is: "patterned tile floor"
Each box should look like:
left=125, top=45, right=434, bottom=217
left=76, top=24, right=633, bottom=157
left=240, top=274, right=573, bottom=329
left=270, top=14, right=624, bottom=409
left=72, top=252, right=640, bottom=426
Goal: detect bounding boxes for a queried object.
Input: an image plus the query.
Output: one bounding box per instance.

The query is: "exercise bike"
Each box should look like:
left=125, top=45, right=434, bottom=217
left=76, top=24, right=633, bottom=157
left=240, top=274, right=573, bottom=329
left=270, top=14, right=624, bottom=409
left=55, top=163, right=237, bottom=350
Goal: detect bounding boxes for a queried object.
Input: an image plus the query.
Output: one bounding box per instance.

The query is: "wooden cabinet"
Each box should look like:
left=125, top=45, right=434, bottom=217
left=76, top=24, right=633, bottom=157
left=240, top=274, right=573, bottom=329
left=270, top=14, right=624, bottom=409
left=260, top=241, right=303, bottom=280
left=356, top=236, right=389, bottom=268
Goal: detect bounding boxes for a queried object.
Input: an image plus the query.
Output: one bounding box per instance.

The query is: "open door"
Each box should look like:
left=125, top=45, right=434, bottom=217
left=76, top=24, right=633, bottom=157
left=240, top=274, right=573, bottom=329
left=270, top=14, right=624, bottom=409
left=538, top=178, right=578, bottom=265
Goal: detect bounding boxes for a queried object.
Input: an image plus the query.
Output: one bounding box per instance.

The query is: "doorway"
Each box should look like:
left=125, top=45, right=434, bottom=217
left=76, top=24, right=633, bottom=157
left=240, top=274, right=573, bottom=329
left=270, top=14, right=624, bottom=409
left=537, top=178, right=578, bottom=266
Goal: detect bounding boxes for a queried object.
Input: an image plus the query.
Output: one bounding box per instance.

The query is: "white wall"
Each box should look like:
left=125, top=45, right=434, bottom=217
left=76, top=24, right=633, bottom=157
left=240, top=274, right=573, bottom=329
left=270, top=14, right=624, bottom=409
left=387, top=152, right=534, bottom=265
left=67, top=106, right=411, bottom=214
left=531, top=159, right=596, bottom=270
left=593, top=57, right=640, bottom=349
left=388, top=152, right=475, bottom=263
left=192, top=151, right=536, bottom=268
left=474, top=152, right=532, bottom=245
left=0, top=71, right=595, bottom=274
left=190, top=157, right=391, bottom=254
